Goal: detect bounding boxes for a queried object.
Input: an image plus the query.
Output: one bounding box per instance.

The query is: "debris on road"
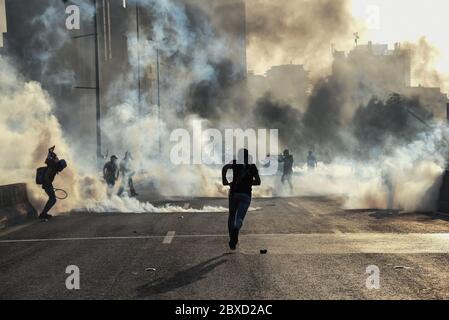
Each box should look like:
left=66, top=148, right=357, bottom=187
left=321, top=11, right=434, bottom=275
left=260, top=249, right=268, bottom=255
left=394, top=266, right=414, bottom=270
left=145, top=267, right=157, bottom=272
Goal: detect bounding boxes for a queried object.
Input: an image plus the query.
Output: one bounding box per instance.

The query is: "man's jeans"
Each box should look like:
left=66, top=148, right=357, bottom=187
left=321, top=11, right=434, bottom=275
left=228, top=193, right=251, bottom=246
left=41, top=186, right=57, bottom=216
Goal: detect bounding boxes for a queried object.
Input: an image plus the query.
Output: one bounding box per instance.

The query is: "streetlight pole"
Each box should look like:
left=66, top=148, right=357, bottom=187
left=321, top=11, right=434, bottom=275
left=157, top=48, right=161, bottom=154
left=73, top=0, right=102, bottom=168
left=93, top=0, right=101, bottom=167
left=136, top=3, right=142, bottom=115
left=149, top=38, right=165, bottom=156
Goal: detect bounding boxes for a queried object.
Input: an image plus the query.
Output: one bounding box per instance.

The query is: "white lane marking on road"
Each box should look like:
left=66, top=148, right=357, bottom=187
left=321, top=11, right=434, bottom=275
left=163, top=231, right=176, bottom=244
left=3, top=232, right=449, bottom=254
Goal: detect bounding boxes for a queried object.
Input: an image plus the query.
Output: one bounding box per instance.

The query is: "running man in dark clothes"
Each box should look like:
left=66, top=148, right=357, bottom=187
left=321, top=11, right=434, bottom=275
left=222, top=149, right=261, bottom=250
left=103, top=155, right=119, bottom=197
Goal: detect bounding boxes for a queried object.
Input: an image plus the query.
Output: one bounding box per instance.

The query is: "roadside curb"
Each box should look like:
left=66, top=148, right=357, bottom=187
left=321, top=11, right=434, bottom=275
left=438, top=170, right=449, bottom=213
left=0, top=183, right=37, bottom=229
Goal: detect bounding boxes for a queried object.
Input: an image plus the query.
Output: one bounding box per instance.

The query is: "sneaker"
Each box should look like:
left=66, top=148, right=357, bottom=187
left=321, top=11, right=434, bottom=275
left=231, top=231, right=239, bottom=247
left=39, top=214, right=53, bottom=220
left=229, top=241, right=237, bottom=251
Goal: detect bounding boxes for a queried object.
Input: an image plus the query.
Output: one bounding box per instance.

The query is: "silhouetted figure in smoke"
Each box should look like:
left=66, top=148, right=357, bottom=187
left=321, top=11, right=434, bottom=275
left=117, top=152, right=138, bottom=197
left=222, top=149, right=261, bottom=250
left=279, top=149, right=294, bottom=191
left=381, top=167, right=395, bottom=211
left=103, top=155, right=119, bottom=196
left=37, top=146, right=67, bottom=220
left=307, top=150, right=318, bottom=170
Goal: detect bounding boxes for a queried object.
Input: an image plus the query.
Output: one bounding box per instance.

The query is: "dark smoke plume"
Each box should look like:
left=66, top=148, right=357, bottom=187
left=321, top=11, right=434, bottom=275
left=246, top=0, right=357, bottom=77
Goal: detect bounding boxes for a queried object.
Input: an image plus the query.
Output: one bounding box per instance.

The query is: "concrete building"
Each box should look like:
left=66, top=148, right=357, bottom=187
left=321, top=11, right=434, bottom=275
left=3, top=0, right=140, bottom=165
left=333, top=42, right=411, bottom=95
left=248, top=64, right=309, bottom=110
left=332, top=41, right=447, bottom=120
left=265, top=64, right=309, bottom=107
left=3, top=0, right=247, bottom=164
left=0, top=0, right=6, bottom=48
left=404, top=85, right=448, bottom=120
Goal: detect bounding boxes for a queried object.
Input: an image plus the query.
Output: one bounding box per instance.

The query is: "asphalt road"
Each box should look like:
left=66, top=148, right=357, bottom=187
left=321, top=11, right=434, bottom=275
left=2, top=196, right=449, bottom=300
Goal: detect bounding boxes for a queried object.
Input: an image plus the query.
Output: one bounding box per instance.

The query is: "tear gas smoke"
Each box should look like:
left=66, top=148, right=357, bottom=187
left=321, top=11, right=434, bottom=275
left=246, top=0, right=360, bottom=78
left=2, top=0, right=449, bottom=215
left=83, top=195, right=228, bottom=213
left=81, top=195, right=261, bottom=214
left=0, top=55, right=80, bottom=212
left=403, top=37, right=449, bottom=92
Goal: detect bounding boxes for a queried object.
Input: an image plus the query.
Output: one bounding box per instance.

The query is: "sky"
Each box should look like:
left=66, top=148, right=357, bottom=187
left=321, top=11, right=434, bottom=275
left=351, top=0, right=449, bottom=76
left=247, top=0, right=449, bottom=92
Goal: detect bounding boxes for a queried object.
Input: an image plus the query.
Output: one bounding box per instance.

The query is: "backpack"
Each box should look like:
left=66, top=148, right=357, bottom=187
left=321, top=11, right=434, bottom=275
left=57, top=159, right=67, bottom=172
left=36, top=167, right=47, bottom=185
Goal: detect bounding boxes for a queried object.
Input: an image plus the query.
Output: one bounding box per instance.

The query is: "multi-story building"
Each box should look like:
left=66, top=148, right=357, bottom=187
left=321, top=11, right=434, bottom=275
left=333, top=42, right=411, bottom=97
left=333, top=42, right=447, bottom=120
left=2, top=0, right=247, bottom=164
left=404, top=85, right=448, bottom=120
left=0, top=0, right=6, bottom=48
left=248, top=64, right=309, bottom=110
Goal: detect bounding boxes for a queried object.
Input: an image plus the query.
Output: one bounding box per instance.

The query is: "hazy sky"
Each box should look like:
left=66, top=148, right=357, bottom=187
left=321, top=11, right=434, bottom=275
left=247, top=0, right=449, bottom=91
left=351, top=0, right=449, bottom=74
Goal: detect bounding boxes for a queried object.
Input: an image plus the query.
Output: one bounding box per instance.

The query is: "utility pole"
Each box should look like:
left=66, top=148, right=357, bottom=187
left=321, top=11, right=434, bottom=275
left=157, top=48, right=161, bottom=154
left=73, top=0, right=102, bottom=167
left=94, top=0, right=101, bottom=167
left=149, top=38, right=164, bottom=155
left=136, top=3, right=142, bottom=115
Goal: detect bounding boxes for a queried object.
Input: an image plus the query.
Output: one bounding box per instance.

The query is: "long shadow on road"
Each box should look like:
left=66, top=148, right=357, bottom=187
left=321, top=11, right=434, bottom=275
left=136, top=254, right=229, bottom=298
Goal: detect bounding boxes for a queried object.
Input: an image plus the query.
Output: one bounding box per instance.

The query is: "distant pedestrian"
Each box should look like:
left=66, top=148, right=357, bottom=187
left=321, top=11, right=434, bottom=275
left=279, top=149, right=294, bottom=191
left=381, top=167, right=395, bottom=211
left=222, top=149, right=261, bottom=250
left=117, top=152, right=138, bottom=197
left=307, top=150, right=318, bottom=170
left=103, top=155, right=119, bottom=196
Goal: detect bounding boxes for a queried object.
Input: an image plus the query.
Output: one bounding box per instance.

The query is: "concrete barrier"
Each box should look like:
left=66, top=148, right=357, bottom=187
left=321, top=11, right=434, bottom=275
left=0, top=183, right=37, bottom=228
left=438, top=170, right=449, bottom=213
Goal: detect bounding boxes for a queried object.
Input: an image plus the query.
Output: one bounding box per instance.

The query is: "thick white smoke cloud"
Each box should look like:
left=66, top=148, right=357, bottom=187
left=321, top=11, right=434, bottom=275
left=2, top=0, right=449, bottom=216
left=0, top=55, right=80, bottom=212
left=82, top=195, right=228, bottom=213
left=267, top=125, right=448, bottom=212
left=74, top=0, right=449, bottom=213
left=93, top=0, right=237, bottom=211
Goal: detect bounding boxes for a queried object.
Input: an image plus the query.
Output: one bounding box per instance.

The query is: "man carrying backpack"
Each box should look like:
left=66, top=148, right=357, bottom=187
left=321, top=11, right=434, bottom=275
left=222, top=149, right=261, bottom=250
left=38, top=146, right=67, bottom=220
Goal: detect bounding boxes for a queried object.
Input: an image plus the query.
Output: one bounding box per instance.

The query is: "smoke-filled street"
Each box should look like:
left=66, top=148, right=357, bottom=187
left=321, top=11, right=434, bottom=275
left=2, top=195, right=449, bottom=300
left=4, top=0, right=449, bottom=308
